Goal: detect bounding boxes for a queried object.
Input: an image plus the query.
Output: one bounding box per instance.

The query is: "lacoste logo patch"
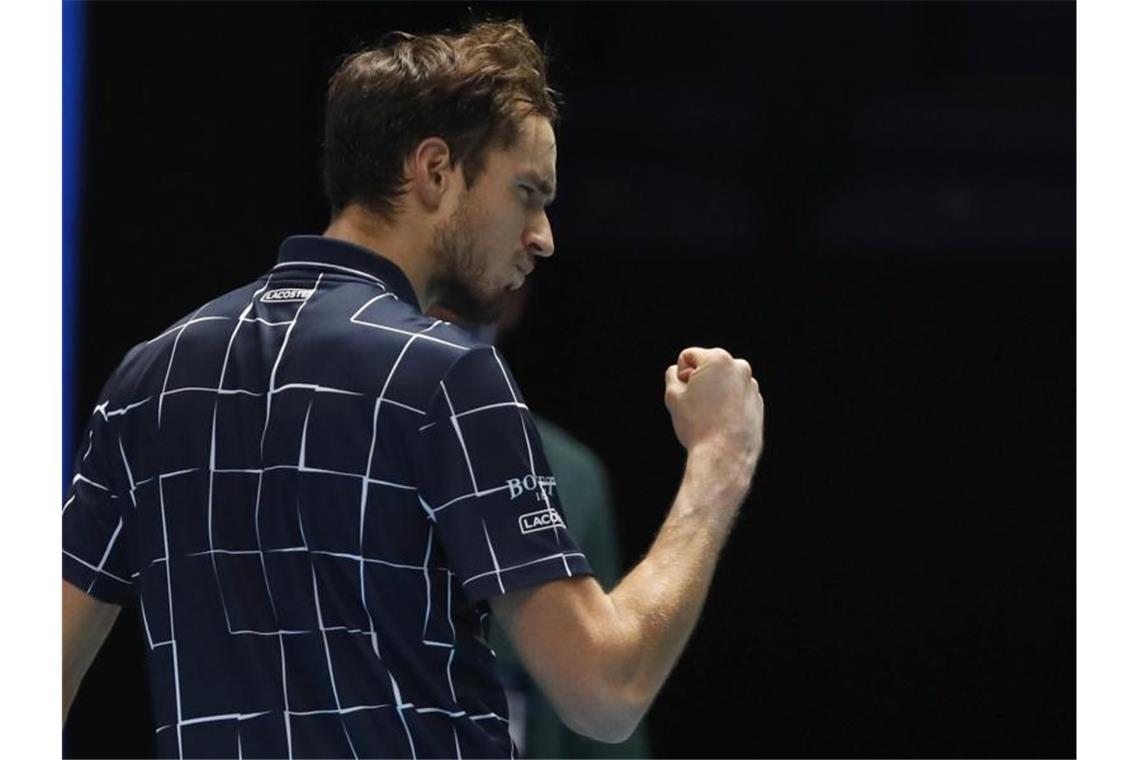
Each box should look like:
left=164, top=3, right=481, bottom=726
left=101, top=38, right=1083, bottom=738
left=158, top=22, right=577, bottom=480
left=518, top=507, right=566, bottom=535
left=260, top=288, right=314, bottom=303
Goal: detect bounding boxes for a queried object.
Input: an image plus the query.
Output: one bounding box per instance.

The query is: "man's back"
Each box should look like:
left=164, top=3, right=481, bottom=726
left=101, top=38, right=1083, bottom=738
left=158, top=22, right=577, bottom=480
left=62, top=236, right=592, bottom=758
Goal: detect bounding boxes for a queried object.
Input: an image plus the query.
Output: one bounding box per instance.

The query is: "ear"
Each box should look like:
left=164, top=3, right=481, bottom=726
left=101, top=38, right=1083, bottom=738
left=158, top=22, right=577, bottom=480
left=407, top=137, right=456, bottom=213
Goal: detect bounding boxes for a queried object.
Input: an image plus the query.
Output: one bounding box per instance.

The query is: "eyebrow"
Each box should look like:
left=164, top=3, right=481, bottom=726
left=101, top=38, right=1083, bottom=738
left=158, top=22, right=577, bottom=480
left=520, top=171, right=557, bottom=204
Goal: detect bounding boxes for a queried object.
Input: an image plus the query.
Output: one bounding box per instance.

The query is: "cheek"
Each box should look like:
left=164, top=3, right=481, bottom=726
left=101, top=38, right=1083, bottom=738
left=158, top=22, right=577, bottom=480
left=476, top=222, right=522, bottom=269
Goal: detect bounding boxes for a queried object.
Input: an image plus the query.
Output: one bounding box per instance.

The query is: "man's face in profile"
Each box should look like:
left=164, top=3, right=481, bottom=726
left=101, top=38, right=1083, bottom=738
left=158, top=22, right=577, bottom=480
left=429, top=113, right=557, bottom=324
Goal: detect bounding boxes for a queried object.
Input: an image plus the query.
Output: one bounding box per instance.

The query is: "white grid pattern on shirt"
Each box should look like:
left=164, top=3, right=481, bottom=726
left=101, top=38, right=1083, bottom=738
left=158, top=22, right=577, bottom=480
left=63, top=271, right=575, bottom=759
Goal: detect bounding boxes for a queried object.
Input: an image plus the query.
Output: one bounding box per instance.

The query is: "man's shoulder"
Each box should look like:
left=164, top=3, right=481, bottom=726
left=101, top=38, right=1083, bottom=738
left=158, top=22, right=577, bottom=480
left=376, top=317, right=504, bottom=403
left=89, top=279, right=268, bottom=407
left=335, top=290, right=478, bottom=353
left=326, top=295, right=489, bottom=373
left=409, top=340, right=529, bottom=426
left=299, top=292, right=506, bottom=410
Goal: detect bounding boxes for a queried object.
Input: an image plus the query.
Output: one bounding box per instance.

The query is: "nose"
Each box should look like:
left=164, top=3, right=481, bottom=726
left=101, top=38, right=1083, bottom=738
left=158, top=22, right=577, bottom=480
left=524, top=210, right=555, bottom=259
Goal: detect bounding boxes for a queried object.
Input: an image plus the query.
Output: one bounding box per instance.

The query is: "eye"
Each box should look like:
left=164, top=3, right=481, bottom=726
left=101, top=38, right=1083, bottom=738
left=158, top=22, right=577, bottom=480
left=519, top=184, right=536, bottom=197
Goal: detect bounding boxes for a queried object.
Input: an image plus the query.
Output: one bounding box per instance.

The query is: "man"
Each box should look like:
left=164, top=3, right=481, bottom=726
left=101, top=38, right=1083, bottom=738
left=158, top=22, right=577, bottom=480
left=63, top=19, right=765, bottom=759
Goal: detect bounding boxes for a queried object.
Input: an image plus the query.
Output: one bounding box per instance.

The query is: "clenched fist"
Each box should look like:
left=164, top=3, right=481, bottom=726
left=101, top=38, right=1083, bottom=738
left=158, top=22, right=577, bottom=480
left=664, top=347, right=765, bottom=468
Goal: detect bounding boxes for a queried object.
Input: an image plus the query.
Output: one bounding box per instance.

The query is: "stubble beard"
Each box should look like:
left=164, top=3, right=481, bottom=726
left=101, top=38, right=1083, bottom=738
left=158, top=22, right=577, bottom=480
left=428, top=198, right=508, bottom=326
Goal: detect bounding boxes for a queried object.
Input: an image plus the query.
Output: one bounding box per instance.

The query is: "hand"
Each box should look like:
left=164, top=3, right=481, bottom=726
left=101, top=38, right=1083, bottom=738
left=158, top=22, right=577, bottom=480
left=664, top=347, right=765, bottom=467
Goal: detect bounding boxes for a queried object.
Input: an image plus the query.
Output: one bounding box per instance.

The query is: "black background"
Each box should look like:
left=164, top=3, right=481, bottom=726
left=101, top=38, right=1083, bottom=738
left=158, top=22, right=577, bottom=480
left=66, top=2, right=1074, bottom=757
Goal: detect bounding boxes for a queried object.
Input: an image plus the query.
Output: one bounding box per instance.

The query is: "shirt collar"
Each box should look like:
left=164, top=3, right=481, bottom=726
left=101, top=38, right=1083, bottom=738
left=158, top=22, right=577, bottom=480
left=274, top=235, right=421, bottom=311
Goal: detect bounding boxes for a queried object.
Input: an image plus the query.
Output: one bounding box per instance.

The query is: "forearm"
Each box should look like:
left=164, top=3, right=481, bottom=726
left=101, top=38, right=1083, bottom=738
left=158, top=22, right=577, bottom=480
left=607, top=444, right=754, bottom=715
left=492, top=348, right=764, bottom=743
left=62, top=580, right=121, bottom=726
left=63, top=675, right=81, bottom=725
left=63, top=642, right=101, bottom=723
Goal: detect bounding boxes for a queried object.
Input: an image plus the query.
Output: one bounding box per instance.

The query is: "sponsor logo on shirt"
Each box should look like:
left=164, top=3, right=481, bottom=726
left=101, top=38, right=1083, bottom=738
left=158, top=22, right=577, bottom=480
left=260, top=288, right=315, bottom=303
left=518, top=507, right=566, bottom=535
left=505, top=474, right=556, bottom=502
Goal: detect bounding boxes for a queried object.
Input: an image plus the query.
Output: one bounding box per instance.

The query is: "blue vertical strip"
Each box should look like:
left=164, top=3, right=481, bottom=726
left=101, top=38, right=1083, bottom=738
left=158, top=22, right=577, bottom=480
left=62, top=3, right=85, bottom=755
left=63, top=0, right=85, bottom=495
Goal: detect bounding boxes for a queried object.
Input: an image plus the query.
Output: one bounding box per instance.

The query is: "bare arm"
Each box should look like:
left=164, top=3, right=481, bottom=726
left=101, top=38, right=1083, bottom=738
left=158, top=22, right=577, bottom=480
left=491, top=347, right=764, bottom=742
left=63, top=579, right=122, bottom=725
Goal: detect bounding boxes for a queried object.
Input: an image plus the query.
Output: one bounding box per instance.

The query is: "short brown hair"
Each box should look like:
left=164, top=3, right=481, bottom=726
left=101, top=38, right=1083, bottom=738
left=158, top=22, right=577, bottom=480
left=322, top=19, right=560, bottom=220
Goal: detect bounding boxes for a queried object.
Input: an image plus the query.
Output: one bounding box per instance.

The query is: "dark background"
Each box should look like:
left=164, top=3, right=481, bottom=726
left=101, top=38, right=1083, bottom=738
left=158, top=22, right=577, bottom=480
left=65, top=2, right=1074, bottom=757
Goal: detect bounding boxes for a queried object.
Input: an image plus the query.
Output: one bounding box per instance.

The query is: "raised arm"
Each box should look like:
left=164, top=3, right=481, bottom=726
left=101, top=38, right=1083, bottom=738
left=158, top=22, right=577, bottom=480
left=490, top=347, right=764, bottom=743
left=63, top=579, right=122, bottom=725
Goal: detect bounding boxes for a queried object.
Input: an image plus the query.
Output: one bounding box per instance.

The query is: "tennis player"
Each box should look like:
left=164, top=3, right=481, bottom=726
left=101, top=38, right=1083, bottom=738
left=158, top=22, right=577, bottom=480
left=63, top=19, right=764, bottom=758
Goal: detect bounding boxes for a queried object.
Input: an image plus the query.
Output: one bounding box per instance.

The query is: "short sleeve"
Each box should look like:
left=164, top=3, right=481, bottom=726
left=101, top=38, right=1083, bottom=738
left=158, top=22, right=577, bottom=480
left=62, top=394, right=138, bottom=605
left=414, top=346, right=593, bottom=605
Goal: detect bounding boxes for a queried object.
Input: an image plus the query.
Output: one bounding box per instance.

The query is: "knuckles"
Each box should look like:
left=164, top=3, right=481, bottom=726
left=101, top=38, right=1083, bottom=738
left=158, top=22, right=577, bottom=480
left=710, top=347, right=733, bottom=363
left=673, top=347, right=761, bottom=388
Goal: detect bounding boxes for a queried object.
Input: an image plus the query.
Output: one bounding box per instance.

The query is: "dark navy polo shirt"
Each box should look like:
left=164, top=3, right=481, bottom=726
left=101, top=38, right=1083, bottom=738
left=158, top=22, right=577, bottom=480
left=62, top=235, right=593, bottom=759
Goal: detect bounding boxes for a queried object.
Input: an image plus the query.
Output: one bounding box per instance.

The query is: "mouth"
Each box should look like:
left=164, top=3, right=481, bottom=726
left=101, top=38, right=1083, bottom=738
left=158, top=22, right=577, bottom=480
left=509, top=261, right=533, bottom=291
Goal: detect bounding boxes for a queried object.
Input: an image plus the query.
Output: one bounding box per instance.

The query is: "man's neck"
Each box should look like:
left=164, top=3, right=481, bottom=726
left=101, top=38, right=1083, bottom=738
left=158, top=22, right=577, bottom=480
left=323, top=205, right=434, bottom=308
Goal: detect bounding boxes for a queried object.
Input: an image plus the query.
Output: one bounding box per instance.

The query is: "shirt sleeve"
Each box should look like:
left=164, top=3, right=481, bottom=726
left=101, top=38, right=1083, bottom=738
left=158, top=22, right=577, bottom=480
left=62, top=386, right=139, bottom=605
left=413, top=346, right=594, bottom=605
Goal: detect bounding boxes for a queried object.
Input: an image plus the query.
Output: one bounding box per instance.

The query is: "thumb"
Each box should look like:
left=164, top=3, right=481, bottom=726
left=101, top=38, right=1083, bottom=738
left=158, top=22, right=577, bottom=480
left=679, top=346, right=715, bottom=375
left=664, top=364, right=684, bottom=393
